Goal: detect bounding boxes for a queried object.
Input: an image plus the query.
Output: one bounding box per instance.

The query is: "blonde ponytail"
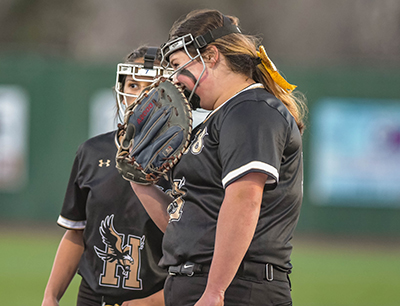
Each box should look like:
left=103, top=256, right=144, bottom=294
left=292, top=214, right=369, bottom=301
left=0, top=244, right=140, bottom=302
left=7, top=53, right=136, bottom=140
left=255, top=45, right=307, bottom=133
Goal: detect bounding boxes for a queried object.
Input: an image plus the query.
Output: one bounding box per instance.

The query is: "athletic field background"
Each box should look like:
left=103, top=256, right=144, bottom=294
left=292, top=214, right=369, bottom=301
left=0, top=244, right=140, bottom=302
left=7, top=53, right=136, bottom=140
left=1, top=224, right=399, bottom=306
left=1, top=58, right=400, bottom=306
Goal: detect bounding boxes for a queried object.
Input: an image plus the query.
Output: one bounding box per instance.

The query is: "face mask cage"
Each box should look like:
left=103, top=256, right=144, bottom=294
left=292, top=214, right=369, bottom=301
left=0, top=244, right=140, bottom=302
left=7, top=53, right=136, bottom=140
left=160, top=15, right=242, bottom=107
left=160, top=34, right=206, bottom=105
left=115, top=62, right=173, bottom=120
left=160, top=34, right=201, bottom=69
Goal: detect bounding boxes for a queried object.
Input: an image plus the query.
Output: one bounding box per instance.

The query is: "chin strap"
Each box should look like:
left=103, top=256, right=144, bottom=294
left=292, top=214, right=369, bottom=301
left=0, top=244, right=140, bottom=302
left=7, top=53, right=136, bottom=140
left=257, top=45, right=297, bottom=93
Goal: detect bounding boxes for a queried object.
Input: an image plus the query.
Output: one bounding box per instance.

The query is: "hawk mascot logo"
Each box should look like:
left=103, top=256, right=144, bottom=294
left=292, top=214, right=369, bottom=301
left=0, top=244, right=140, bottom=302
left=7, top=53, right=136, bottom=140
left=94, top=215, right=145, bottom=289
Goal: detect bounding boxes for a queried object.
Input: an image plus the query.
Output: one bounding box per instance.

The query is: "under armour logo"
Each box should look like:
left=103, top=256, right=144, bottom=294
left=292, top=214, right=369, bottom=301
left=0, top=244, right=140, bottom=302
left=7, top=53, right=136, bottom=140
left=99, top=159, right=111, bottom=167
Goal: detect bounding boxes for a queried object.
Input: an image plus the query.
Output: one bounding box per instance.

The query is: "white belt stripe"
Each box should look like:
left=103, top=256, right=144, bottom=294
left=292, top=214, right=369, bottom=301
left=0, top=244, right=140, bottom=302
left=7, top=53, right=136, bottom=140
left=57, top=215, right=86, bottom=229
left=222, top=161, right=279, bottom=188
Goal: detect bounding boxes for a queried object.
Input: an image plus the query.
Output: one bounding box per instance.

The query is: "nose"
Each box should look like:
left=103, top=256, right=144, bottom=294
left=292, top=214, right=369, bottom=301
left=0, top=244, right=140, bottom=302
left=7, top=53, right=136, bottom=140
left=172, top=73, right=179, bottom=84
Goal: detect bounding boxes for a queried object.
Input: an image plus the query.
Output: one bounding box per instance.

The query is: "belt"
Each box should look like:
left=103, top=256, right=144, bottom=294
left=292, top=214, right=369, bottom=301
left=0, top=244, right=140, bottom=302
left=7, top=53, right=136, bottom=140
left=101, top=297, right=120, bottom=306
left=168, top=261, right=289, bottom=282
left=168, top=261, right=209, bottom=276
left=237, top=261, right=290, bottom=282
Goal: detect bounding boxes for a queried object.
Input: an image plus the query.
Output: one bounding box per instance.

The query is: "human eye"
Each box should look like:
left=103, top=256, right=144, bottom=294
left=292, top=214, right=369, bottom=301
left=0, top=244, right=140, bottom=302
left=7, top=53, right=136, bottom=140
left=170, top=59, right=181, bottom=70
left=124, top=80, right=140, bottom=94
left=128, top=82, right=139, bottom=89
left=170, top=62, right=179, bottom=70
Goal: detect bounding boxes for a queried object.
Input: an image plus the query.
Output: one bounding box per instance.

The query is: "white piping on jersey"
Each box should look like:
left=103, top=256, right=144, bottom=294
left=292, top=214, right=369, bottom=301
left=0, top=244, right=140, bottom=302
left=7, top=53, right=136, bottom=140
left=205, top=83, right=264, bottom=122
left=222, top=161, right=279, bottom=188
left=57, top=215, right=86, bottom=229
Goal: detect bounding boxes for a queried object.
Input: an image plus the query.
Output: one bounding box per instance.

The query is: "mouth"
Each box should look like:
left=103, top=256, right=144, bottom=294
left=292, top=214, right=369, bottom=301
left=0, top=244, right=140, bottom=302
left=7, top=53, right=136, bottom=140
left=173, top=68, right=201, bottom=110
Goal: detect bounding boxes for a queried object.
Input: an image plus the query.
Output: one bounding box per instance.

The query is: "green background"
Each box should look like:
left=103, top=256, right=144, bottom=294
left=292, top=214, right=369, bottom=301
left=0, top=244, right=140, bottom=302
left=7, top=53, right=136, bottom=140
left=1, top=227, right=399, bottom=305
left=1, top=54, right=400, bottom=305
left=1, top=54, right=400, bottom=236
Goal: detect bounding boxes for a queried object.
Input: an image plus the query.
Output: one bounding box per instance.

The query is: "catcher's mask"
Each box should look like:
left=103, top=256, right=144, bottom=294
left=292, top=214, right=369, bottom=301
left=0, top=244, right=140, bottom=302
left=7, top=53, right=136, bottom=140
left=160, top=15, right=241, bottom=109
left=115, top=47, right=173, bottom=119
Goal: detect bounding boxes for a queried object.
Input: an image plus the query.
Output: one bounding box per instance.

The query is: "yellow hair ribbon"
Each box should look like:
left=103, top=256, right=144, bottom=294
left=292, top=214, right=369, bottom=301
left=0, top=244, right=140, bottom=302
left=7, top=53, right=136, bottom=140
left=256, top=45, right=297, bottom=93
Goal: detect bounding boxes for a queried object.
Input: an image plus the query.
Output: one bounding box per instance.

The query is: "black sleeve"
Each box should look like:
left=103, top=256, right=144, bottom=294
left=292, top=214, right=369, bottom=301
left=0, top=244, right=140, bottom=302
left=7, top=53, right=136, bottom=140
left=57, top=147, right=88, bottom=229
left=219, top=100, right=288, bottom=188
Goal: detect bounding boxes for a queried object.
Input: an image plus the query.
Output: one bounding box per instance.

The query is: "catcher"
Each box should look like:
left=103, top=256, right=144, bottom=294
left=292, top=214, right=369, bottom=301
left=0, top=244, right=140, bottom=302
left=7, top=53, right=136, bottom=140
left=42, top=46, right=170, bottom=306
left=120, top=9, right=307, bottom=306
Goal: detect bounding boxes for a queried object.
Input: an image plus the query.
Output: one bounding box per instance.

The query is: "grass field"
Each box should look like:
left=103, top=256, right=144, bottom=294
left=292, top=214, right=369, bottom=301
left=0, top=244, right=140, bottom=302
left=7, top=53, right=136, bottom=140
left=1, top=224, right=400, bottom=306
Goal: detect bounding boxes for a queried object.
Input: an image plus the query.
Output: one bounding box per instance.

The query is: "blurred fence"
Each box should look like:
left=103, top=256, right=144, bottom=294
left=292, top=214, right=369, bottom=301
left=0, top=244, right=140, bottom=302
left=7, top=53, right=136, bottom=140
left=1, top=53, right=400, bottom=236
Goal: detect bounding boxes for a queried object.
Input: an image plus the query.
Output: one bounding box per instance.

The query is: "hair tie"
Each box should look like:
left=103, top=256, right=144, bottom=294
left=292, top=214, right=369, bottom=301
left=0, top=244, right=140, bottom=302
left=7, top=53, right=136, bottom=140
left=256, top=45, right=297, bottom=93
left=253, top=57, right=262, bottom=66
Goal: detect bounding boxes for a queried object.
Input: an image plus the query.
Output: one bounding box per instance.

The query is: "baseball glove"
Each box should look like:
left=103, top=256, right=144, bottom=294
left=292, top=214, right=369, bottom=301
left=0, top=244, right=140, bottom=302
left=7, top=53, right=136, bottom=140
left=116, top=77, right=192, bottom=185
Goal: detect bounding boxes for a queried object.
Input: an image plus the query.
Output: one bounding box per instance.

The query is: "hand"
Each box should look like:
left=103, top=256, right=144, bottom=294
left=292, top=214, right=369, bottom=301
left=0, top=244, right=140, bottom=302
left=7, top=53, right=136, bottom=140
left=121, top=299, right=163, bottom=306
left=194, top=290, right=224, bottom=306
left=121, top=289, right=165, bottom=306
left=121, top=300, right=150, bottom=306
left=121, top=300, right=142, bottom=306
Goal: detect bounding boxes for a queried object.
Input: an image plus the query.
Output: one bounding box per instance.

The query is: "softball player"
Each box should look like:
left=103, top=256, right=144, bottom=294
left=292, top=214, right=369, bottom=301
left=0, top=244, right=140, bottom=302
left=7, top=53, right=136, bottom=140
left=129, top=9, right=307, bottom=306
left=42, top=47, right=170, bottom=306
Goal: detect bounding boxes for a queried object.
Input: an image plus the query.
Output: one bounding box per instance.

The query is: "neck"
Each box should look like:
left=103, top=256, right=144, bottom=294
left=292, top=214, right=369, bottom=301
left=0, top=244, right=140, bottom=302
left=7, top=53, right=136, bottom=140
left=213, top=73, right=256, bottom=109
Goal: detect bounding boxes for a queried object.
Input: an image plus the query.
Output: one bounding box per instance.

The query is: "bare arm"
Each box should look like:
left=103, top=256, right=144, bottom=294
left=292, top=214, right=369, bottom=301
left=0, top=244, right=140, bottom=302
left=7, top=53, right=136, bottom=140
left=122, top=289, right=165, bottom=306
left=130, top=183, right=173, bottom=232
left=42, top=229, right=84, bottom=306
left=195, top=172, right=267, bottom=306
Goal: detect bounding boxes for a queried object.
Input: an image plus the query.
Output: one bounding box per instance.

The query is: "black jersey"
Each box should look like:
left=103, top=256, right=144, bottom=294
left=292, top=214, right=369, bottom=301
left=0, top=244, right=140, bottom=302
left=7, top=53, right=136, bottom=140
left=160, top=84, right=303, bottom=272
left=57, top=131, right=167, bottom=301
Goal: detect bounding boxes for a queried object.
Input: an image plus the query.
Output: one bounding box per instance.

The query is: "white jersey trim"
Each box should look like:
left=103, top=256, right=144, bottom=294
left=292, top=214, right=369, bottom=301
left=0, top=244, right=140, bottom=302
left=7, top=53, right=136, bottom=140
left=222, top=161, right=279, bottom=188
left=57, top=215, right=86, bottom=229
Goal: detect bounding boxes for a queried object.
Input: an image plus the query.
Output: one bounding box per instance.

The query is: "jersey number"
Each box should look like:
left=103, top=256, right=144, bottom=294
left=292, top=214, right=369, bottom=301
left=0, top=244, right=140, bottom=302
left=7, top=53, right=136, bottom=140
left=190, top=127, right=208, bottom=155
left=166, top=178, right=186, bottom=222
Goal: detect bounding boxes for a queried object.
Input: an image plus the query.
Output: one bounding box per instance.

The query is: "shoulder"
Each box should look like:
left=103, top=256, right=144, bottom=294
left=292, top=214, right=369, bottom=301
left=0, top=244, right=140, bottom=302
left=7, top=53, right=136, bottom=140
left=73, top=131, right=118, bottom=168
left=77, top=131, right=117, bottom=153
left=221, top=88, right=293, bottom=127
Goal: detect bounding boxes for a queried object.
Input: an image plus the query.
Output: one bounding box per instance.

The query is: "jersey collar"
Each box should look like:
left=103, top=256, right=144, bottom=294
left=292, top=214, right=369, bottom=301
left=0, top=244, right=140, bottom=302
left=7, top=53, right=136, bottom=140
left=205, top=83, right=264, bottom=121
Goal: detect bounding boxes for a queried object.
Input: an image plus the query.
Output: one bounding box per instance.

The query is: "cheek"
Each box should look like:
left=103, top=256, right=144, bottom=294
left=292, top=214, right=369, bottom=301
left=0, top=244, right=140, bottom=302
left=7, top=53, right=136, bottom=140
left=124, top=86, right=139, bottom=96
left=125, top=96, right=137, bottom=106
left=176, top=73, right=196, bottom=89
left=176, top=67, right=208, bottom=90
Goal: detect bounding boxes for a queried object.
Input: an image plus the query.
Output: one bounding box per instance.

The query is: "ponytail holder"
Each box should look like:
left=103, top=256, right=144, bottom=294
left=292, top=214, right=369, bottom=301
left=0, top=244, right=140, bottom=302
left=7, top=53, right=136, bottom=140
left=253, top=57, right=262, bottom=66
left=256, top=45, right=297, bottom=93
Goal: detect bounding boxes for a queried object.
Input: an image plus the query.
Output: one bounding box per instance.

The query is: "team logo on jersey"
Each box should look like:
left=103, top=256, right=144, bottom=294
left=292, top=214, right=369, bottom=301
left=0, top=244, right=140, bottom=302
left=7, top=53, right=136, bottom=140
left=99, top=159, right=111, bottom=167
left=94, top=215, right=145, bottom=290
left=189, top=127, right=208, bottom=155
left=166, top=177, right=186, bottom=222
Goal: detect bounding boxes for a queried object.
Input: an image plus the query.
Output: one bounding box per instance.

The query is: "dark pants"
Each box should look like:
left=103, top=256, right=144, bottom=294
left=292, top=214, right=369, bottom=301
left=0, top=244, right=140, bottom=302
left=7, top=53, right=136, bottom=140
left=164, top=273, right=292, bottom=306
left=76, top=278, right=125, bottom=306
